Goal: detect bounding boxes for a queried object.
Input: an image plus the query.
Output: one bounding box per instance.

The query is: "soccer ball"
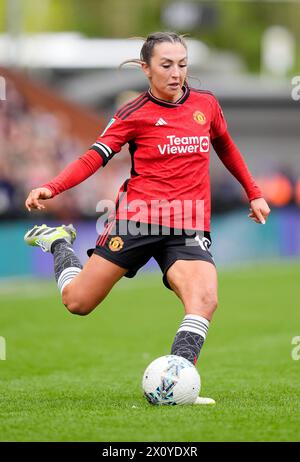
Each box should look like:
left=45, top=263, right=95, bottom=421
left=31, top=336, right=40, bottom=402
left=142, top=355, right=201, bottom=405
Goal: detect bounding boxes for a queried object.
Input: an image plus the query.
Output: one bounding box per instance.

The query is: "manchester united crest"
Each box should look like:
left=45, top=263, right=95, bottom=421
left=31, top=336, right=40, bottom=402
left=108, top=236, right=124, bottom=252
left=193, top=111, right=206, bottom=125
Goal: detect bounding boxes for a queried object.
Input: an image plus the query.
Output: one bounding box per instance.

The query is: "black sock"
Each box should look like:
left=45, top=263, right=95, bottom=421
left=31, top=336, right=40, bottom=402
left=170, top=314, right=210, bottom=364
left=51, top=239, right=82, bottom=292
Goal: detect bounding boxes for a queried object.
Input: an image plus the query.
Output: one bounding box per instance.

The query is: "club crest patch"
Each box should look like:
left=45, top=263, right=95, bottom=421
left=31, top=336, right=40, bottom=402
left=108, top=236, right=124, bottom=252
left=193, top=111, right=206, bottom=125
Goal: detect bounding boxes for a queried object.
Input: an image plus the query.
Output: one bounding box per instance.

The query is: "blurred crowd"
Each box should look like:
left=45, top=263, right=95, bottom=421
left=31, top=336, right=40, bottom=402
left=0, top=79, right=299, bottom=221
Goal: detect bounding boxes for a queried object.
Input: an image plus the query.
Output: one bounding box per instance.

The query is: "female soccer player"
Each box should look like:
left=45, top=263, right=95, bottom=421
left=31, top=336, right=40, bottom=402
left=24, top=32, right=270, bottom=404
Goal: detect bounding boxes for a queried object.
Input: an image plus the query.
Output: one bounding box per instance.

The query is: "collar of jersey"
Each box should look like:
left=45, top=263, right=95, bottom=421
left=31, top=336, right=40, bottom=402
left=147, top=85, right=190, bottom=108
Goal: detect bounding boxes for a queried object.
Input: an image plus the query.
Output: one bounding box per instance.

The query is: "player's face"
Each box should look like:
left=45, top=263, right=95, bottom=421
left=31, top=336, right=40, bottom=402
left=142, top=42, right=188, bottom=102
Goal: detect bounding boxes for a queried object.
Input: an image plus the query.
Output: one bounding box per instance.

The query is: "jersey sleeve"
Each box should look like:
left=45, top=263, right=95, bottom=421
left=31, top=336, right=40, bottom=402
left=212, top=130, right=263, bottom=202
left=41, top=150, right=103, bottom=197
left=210, top=97, right=227, bottom=140
left=89, top=115, right=137, bottom=166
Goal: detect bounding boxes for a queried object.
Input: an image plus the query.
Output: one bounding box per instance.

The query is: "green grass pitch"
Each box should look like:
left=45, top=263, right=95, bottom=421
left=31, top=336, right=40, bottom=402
left=0, top=262, right=299, bottom=442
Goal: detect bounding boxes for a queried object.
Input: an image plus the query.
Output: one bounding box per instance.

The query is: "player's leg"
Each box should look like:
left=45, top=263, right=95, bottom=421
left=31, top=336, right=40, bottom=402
left=61, top=254, right=127, bottom=315
left=166, top=259, right=218, bottom=405
left=167, top=259, right=218, bottom=319
left=24, top=224, right=127, bottom=315
left=166, top=259, right=218, bottom=365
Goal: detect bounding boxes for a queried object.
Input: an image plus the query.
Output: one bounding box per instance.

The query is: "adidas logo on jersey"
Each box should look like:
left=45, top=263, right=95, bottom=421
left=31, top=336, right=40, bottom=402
left=155, top=118, right=167, bottom=126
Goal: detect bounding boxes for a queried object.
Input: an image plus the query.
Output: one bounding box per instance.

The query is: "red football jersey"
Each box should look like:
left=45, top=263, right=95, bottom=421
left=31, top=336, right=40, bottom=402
left=90, top=86, right=227, bottom=231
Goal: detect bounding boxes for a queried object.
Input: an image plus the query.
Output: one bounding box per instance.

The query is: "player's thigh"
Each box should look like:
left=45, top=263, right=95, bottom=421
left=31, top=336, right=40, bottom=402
left=166, top=259, right=218, bottom=314
left=62, top=254, right=128, bottom=311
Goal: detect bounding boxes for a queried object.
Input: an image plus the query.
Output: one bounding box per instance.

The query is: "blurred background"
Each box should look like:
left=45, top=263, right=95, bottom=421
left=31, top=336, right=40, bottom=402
left=0, top=0, right=299, bottom=279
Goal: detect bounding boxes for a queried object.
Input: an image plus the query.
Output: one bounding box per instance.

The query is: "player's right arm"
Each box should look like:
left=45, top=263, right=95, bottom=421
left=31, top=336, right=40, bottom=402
left=24, top=111, right=137, bottom=212
left=24, top=149, right=104, bottom=211
left=25, top=187, right=53, bottom=211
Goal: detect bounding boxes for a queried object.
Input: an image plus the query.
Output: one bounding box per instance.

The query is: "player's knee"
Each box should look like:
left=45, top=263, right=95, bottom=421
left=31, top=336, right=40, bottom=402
left=64, top=298, right=91, bottom=316
left=65, top=300, right=92, bottom=316
left=62, top=286, right=96, bottom=316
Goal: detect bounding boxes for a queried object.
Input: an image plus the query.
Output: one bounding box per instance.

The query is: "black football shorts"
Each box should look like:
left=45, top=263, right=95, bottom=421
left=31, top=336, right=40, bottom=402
left=87, top=220, right=215, bottom=290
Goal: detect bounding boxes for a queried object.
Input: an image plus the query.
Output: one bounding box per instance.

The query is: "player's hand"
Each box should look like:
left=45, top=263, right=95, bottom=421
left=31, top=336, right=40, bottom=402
left=25, top=187, right=53, bottom=212
left=248, top=198, right=271, bottom=224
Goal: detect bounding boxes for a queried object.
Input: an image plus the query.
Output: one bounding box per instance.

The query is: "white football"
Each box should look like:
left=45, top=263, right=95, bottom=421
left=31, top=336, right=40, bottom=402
left=142, top=355, right=201, bottom=405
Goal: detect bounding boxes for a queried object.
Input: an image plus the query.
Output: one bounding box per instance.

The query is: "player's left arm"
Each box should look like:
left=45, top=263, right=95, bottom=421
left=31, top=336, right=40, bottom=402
left=210, top=95, right=270, bottom=225
left=247, top=197, right=270, bottom=225
left=212, top=130, right=270, bottom=224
